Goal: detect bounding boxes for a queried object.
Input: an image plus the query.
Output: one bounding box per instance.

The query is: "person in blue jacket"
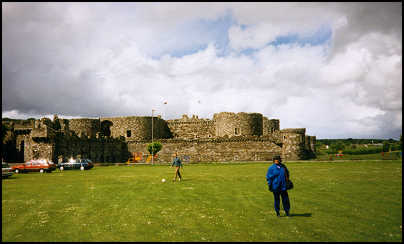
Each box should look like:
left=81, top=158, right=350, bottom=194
left=171, top=152, right=183, bottom=182
left=266, top=155, right=290, bottom=217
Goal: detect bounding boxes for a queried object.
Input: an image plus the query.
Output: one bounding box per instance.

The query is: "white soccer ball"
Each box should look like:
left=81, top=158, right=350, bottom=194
left=161, top=178, right=166, bottom=182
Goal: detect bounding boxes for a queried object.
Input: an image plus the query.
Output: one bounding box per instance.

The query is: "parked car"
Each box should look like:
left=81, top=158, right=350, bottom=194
left=57, top=158, right=94, bottom=170
left=2, top=162, right=13, bottom=178
left=12, top=159, right=56, bottom=173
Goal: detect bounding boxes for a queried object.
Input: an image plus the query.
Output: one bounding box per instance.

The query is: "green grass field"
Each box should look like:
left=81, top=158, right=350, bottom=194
left=2, top=160, right=402, bottom=242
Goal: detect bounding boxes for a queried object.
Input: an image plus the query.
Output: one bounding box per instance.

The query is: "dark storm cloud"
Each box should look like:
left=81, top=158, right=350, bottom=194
left=329, top=2, right=402, bottom=57
left=2, top=3, right=115, bottom=116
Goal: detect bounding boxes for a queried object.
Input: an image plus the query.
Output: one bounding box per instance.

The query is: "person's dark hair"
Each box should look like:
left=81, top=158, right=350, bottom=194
left=273, top=155, right=282, bottom=162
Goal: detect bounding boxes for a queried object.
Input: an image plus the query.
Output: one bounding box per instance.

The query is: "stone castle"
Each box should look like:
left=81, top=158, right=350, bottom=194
left=2, top=112, right=316, bottom=163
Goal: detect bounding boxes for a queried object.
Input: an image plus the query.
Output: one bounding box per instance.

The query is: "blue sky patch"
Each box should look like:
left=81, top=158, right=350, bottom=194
left=239, top=25, right=332, bottom=56
left=157, top=10, right=332, bottom=60
left=161, top=10, right=235, bottom=59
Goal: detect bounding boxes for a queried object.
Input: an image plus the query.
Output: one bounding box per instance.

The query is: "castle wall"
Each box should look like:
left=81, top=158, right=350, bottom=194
left=3, top=112, right=316, bottom=163
left=53, top=135, right=130, bottom=163
left=167, top=114, right=215, bottom=139
left=128, top=137, right=282, bottom=163
left=309, top=136, right=316, bottom=153
left=214, top=112, right=263, bottom=138
left=101, top=116, right=171, bottom=141
left=69, top=119, right=100, bottom=138
left=263, top=117, right=280, bottom=136
left=281, top=128, right=307, bottom=160
left=23, top=136, right=54, bottom=161
left=60, top=119, right=70, bottom=132
left=305, top=135, right=311, bottom=151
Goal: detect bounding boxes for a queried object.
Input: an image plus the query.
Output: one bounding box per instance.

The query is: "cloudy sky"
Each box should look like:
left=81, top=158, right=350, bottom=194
left=2, top=2, right=402, bottom=139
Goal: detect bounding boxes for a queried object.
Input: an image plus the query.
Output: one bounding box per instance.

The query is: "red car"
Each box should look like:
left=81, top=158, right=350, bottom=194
left=12, top=159, right=56, bottom=173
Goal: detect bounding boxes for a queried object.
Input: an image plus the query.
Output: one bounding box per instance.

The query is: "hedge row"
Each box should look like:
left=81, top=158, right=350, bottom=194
left=326, top=144, right=401, bottom=155
left=326, top=147, right=383, bottom=155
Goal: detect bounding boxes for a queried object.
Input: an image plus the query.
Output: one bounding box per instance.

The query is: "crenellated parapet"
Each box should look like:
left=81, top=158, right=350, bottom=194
left=167, top=114, right=215, bottom=139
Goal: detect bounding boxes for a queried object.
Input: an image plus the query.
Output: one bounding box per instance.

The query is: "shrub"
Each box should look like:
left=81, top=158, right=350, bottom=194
left=147, top=141, right=163, bottom=155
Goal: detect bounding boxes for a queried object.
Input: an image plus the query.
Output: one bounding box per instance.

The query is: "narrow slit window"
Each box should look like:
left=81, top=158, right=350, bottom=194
left=235, top=128, right=240, bottom=135
left=127, top=130, right=131, bottom=137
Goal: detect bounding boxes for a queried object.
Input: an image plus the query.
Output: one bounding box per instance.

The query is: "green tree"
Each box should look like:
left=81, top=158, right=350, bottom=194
left=329, top=141, right=344, bottom=152
left=147, top=141, right=163, bottom=155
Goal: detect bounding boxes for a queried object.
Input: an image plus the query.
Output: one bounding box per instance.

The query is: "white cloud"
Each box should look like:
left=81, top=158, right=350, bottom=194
left=2, top=3, right=402, bottom=139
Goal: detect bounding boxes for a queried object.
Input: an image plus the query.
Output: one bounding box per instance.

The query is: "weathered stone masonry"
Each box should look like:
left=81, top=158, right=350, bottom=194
left=2, top=112, right=316, bottom=163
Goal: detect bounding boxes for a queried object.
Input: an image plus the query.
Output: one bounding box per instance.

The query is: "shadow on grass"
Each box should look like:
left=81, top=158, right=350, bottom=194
left=289, top=213, right=312, bottom=217
left=2, top=177, right=18, bottom=180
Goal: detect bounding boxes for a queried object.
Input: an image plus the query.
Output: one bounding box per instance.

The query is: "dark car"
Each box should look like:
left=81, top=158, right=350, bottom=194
left=2, top=162, right=13, bottom=178
left=57, top=158, right=94, bottom=170
left=12, top=159, right=56, bottom=173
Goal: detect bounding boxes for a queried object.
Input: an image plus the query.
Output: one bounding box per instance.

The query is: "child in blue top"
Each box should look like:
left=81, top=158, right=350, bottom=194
left=171, top=152, right=183, bottom=182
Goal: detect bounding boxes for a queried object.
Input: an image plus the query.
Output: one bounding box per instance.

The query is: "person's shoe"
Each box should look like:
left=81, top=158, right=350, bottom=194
left=285, top=211, right=290, bottom=217
left=276, top=212, right=280, bottom=217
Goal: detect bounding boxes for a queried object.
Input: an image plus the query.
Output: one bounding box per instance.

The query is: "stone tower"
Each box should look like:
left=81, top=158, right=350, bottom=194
left=213, top=112, right=263, bottom=138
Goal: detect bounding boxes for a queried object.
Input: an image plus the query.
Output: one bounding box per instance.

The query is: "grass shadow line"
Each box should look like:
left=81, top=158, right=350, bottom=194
left=289, top=213, right=312, bottom=217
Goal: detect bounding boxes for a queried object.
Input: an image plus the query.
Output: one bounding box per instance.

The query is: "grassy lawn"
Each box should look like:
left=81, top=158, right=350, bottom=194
left=2, top=160, right=402, bottom=242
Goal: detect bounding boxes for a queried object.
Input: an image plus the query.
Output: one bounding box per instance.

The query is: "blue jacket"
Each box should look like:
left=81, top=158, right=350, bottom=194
left=266, top=163, right=289, bottom=192
left=171, top=157, right=183, bottom=167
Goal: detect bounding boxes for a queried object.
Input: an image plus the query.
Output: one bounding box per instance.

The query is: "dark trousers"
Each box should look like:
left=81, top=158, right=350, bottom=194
left=175, top=167, right=182, bottom=179
left=273, top=190, right=290, bottom=214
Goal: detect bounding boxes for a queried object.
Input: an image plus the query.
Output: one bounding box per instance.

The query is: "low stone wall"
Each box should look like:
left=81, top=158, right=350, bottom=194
left=127, top=138, right=282, bottom=163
